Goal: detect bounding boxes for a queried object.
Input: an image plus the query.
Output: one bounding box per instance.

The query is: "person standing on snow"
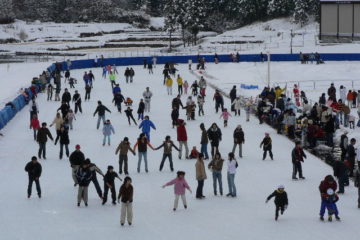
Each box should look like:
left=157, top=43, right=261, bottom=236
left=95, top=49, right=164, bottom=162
left=220, top=108, right=232, bottom=127
left=25, top=156, right=42, bottom=198
left=332, top=160, right=348, bottom=194
left=85, top=84, right=91, bottom=101
left=59, top=125, right=70, bottom=160
left=320, top=188, right=341, bottom=222
left=30, top=114, right=40, bottom=141
left=116, top=137, right=136, bottom=175
left=165, top=76, right=174, bottom=95
left=197, top=95, right=205, bottom=116
left=260, top=133, right=273, bottom=160
left=137, top=99, right=145, bottom=121
left=162, top=171, right=192, bottom=211
left=232, top=125, right=244, bottom=158
left=61, top=88, right=71, bottom=106
left=183, top=80, right=189, bottom=95
left=69, top=144, right=85, bottom=186
left=265, top=185, right=288, bottom=221
left=291, top=141, right=307, bottom=180
left=195, top=153, right=207, bottom=199
left=113, top=92, right=125, bottom=113
left=355, top=167, right=360, bottom=208
left=118, top=176, right=134, bottom=226
left=93, top=101, right=111, bottom=129
left=133, top=133, right=154, bottom=173
left=208, top=152, right=224, bottom=196
left=213, top=90, right=224, bottom=113
left=88, top=159, right=105, bottom=199
left=200, top=123, right=209, bottom=159
left=232, top=97, right=242, bottom=116
left=226, top=152, right=237, bottom=197
left=102, top=119, right=115, bottom=146
left=29, top=98, right=39, bottom=122
left=36, top=122, right=53, bottom=160
left=176, top=119, right=189, bottom=159
left=199, top=76, right=207, bottom=97
left=76, top=159, right=92, bottom=207
left=171, top=106, right=179, bottom=129
left=229, top=85, right=237, bottom=112
left=177, top=75, right=183, bottom=95
left=109, top=71, right=116, bottom=88
left=319, top=175, right=338, bottom=220
left=102, top=165, right=122, bottom=205
left=155, top=136, right=180, bottom=172
left=50, top=112, right=64, bottom=145
left=207, top=123, right=222, bottom=157
left=138, top=116, right=156, bottom=141
left=57, top=101, right=70, bottom=119
left=142, top=87, right=153, bottom=112
left=72, top=90, right=82, bottom=114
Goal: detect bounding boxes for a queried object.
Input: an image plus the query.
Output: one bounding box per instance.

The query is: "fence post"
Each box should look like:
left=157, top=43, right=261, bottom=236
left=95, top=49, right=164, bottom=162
left=313, top=81, right=315, bottom=90
left=352, top=81, right=354, bottom=88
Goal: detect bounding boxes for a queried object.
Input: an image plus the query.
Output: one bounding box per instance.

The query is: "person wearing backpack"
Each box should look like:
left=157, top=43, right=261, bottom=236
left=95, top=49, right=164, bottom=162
left=226, top=152, right=238, bottom=197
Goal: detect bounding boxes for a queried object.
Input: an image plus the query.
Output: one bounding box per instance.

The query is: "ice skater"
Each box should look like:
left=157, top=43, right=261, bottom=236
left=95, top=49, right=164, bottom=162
left=266, top=185, right=288, bottom=221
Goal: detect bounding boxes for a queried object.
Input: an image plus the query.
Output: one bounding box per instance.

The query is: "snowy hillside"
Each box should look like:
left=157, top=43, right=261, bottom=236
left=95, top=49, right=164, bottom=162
left=0, top=62, right=359, bottom=240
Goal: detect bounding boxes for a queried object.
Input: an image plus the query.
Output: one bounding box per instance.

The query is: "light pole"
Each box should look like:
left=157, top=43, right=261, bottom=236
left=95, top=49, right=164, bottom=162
left=290, top=29, right=293, bottom=54
left=267, top=51, right=271, bottom=88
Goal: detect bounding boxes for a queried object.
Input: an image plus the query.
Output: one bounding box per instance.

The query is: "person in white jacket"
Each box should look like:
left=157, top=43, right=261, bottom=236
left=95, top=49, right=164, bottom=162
left=339, top=85, right=347, bottom=103
left=226, top=152, right=237, bottom=197
left=142, top=87, right=153, bottom=112
left=232, top=97, right=242, bottom=116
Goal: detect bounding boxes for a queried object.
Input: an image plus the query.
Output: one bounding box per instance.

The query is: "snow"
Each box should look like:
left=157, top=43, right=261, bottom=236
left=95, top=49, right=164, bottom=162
left=0, top=61, right=51, bottom=106
left=0, top=62, right=359, bottom=240
left=149, top=17, right=165, bottom=29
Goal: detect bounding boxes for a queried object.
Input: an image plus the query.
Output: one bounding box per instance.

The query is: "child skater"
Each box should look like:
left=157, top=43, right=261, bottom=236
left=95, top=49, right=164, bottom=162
left=266, top=185, right=288, bottom=221
left=320, top=188, right=341, bottom=222
left=183, top=80, right=189, bottom=95
left=189, top=146, right=199, bottom=159
left=220, top=108, right=232, bottom=127
left=162, top=171, right=192, bottom=211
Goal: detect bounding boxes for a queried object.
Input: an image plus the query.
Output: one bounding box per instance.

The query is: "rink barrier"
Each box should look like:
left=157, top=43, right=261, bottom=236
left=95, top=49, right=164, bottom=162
left=47, top=53, right=360, bottom=72
left=0, top=89, right=37, bottom=130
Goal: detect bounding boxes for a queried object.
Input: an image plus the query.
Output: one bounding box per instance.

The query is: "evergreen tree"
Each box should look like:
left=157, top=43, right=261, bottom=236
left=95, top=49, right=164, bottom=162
left=267, top=0, right=294, bottom=17
left=185, top=0, right=207, bottom=44
left=0, top=0, right=15, bottom=23
left=307, top=0, right=320, bottom=22
left=174, top=0, right=188, bottom=47
left=293, top=0, right=308, bottom=27
left=164, top=0, right=177, bottom=51
left=238, top=0, right=257, bottom=24
left=146, top=0, right=164, bottom=16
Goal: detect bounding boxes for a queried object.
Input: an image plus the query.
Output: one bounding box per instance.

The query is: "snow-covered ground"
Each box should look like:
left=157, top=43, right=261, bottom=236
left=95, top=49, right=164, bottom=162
left=0, top=63, right=359, bottom=240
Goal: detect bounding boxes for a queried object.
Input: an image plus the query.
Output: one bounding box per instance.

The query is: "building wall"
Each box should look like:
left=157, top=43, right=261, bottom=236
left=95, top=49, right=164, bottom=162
left=321, top=4, right=338, bottom=36
left=339, top=4, right=353, bottom=36
left=354, top=4, right=360, bottom=36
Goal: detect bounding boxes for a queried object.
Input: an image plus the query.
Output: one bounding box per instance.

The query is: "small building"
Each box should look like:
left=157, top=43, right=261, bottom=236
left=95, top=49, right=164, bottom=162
left=320, top=0, right=360, bottom=41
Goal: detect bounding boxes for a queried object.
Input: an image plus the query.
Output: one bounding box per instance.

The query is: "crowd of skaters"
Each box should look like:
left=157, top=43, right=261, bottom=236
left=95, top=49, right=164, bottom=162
left=15, top=55, right=359, bottom=228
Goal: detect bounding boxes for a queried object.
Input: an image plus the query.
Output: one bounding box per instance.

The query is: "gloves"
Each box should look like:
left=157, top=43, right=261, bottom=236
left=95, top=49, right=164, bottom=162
left=265, top=199, right=269, bottom=203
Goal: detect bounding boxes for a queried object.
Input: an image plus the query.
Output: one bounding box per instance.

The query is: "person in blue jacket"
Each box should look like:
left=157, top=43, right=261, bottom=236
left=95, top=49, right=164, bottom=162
left=112, top=84, right=121, bottom=95
left=139, top=115, right=156, bottom=141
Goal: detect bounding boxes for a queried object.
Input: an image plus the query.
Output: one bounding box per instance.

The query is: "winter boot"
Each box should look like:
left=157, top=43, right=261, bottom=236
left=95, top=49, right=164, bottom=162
left=77, top=202, right=80, bottom=207
left=184, top=205, right=187, bottom=209
left=335, top=216, right=341, bottom=221
left=320, top=216, right=324, bottom=221
left=85, top=202, right=88, bottom=207
left=275, top=215, right=278, bottom=221
left=173, top=208, right=176, bottom=211
left=328, top=215, right=332, bottom=222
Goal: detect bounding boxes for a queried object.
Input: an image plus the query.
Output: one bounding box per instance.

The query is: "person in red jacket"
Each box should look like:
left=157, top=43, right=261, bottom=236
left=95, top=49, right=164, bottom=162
left=176, top=119, right=189, bottom=159
left=319, top=175, right=337, bottom=220
left=30, top=114, right=40, bottom=141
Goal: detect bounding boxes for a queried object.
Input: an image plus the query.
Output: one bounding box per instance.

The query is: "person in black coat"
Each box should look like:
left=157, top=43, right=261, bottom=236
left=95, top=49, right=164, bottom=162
left=266, top=185, right=288, bottom=221
left=113, top=92, right=125, bottom=113
left=88, top=159, right=105, bottom=199
left=61, top=88, right=71, bottom=105
left=59, top=126, right=70, bottom=159
left=171, top=106, right=179, bottom=128
left=57, top=102, right=70, bottom=119
left=25, top=156, right=42, bottom=198
left=72, top=90, right=82, bottom=114
left=172, top=95, right=184, bottom=110
left=137, top=99, right=145, bottom=120
left=260, top=133, right=273, bottom=160
left=229, top=85, right=237, bottom=112
left=36, top=122, right=53, bottom=159
left=124, top=107, right=137, bottom=126
left=333, top=160, right=348, bottom=194
left=346, top=138, right=356, bottom=177
left=324, top=115, right=335, bottom=147
left=85, top=84, right=91, bottom=101
left=69, top=145, right=85, bottom=186
left=291, top=141, right=307, bottom=180
left=102, top=165, right=122, bottom=205
left=207, top=123, right=222, bottom=157
left=76, top=160, right=92, bottom=206
left=232, top=125, right=244, bottom=158
left=93, top=101, right=111, bottom=129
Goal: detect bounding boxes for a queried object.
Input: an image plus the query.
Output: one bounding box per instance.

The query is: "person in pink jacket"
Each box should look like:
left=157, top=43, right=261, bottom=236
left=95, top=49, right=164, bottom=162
left=162, top=171, right=192, bottom=211
left=220, top=108, right=232, bottom=127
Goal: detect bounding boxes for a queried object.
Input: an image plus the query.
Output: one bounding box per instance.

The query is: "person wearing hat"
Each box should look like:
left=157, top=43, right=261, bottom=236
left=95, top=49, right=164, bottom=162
left=115, top=137, right=136, bottom=175
left=69, top=144, right=85, bottom=186
left=25, top=156, right=42, bottom=198
left=102, top=165, right=122, bottom=205
left=163, top=171, right=192, bottom=211
left=266, top=185, right=288, bottom=221
left=93, top=101, right=111, bottom=130
left=76, top=159, right=92, bottom=207
left=72, top=90, right=82, bottom=114
left=118, top=176, right=134, bottom=226
left=260, top=133, right=273, bottom=160
left=36, top=122, right=54, bottom=160
left=291, top=141, right=306, bottom=180
left=232, top=125, right=244, bottom=158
